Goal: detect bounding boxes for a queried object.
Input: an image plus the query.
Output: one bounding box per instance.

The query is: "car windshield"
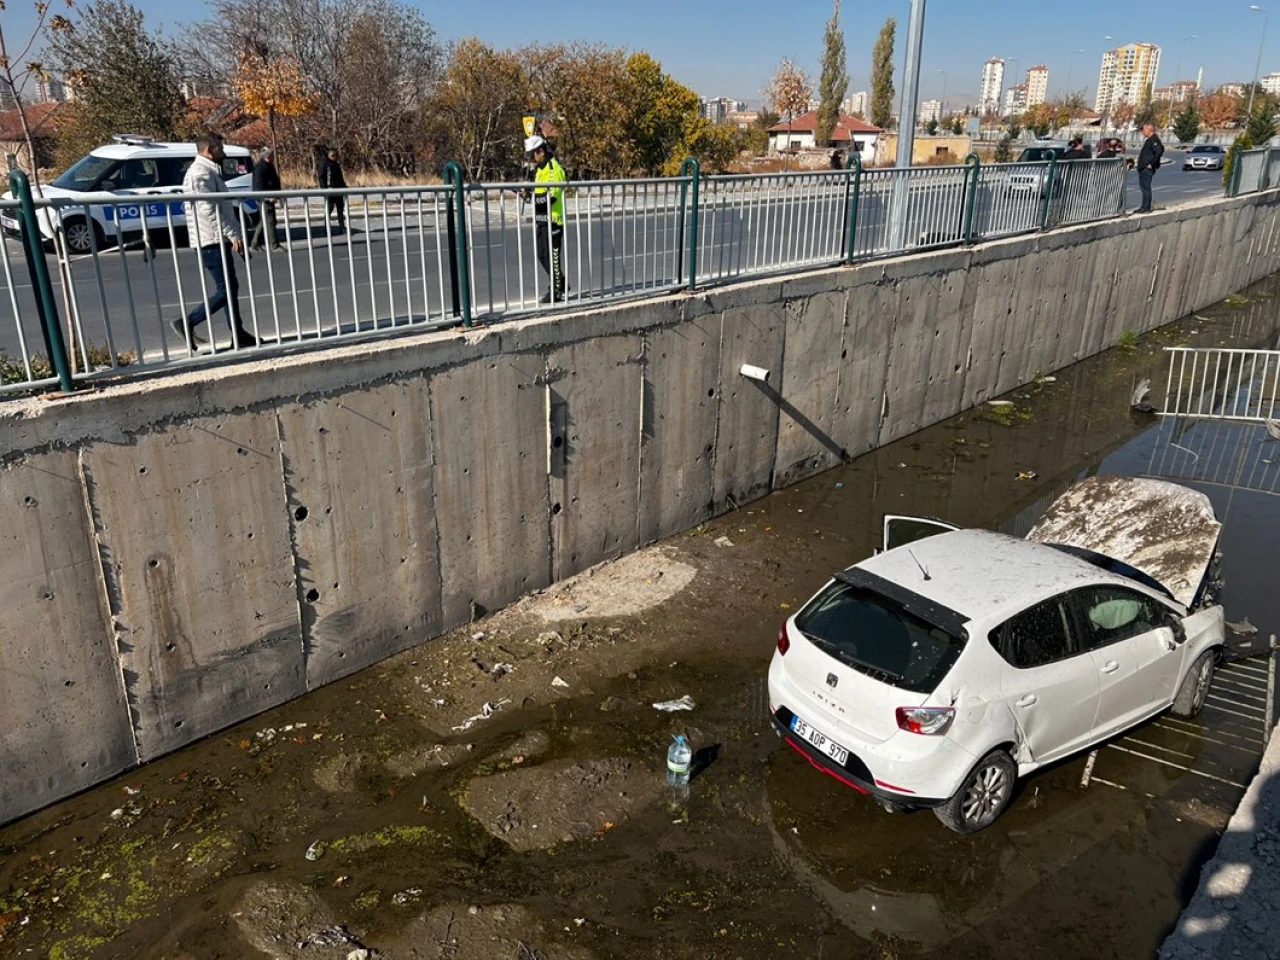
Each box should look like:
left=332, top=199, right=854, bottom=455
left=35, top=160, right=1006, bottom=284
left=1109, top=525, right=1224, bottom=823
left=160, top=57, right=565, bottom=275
left=795, top=581, right=967, bottom=693
left=51, top=155, right=118, bottom=191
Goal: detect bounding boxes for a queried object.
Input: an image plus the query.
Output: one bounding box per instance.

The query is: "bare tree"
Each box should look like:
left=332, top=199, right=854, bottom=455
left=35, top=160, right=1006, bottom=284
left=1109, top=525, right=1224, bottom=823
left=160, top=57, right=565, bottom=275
left=0, top=0, right=74, bottom=186
left=765, top=57, right=811, bottom=170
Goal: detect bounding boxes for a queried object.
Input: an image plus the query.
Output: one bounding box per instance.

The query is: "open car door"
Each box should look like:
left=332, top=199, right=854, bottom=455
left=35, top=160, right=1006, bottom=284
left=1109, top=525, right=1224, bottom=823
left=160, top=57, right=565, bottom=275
left=882, top=515, right=961, bottom=554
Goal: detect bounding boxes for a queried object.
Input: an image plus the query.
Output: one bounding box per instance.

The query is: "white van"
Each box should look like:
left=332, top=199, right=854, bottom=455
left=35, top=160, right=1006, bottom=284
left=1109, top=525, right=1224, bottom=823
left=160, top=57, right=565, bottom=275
left=1, top=134, right=257, bottom=254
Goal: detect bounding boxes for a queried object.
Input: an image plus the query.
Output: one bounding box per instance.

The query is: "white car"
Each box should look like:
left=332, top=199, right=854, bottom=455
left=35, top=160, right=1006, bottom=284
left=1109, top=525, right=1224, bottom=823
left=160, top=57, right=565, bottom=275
left=768, top=476, right=1226, bottom=834
left=1, top=134, right=256, bottom=255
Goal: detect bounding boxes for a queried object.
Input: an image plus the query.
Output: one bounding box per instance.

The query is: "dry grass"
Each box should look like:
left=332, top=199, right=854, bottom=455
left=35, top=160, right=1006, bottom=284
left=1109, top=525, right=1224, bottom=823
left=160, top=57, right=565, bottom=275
left=278, top=168, right=442, bottom=190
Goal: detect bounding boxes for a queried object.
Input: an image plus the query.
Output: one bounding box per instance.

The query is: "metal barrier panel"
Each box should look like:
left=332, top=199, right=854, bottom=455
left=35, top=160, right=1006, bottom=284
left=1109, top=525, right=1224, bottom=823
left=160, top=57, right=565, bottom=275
left=1237, top=149, right=1267, bottom=196
left=1266, top=150, right=1280, bottom=191
left=1161, top=346, right=1280, bottom=421
left=970, top=161, right=1052, bottom=240
left=850, top=165, right=970, bottom=258
left=0, top=199, right=64, bottom=394
left=463, top=178, right=686, bottom=318
left=0, top=186, right=458, bottom=387
left=1050, top=158, right=1127, bottom=226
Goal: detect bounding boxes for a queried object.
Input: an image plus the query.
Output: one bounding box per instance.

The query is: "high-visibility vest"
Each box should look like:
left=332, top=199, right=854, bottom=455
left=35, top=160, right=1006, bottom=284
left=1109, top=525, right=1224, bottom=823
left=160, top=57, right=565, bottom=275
left=534, top=156, right=566, bottom=225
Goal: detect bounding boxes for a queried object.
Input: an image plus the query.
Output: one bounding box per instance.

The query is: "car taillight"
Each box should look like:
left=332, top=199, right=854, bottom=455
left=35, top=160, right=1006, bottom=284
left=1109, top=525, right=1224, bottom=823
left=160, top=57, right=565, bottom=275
left=895, top=706, right=955, bottom=736
left=777, top=622, right=790, bottom=656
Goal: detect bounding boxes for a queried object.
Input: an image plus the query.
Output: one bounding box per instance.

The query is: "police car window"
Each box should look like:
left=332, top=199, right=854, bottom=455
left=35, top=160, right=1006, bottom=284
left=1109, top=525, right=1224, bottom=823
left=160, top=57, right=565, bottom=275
left=221, top=156, right=249, bottom=179
left=115, top=160, right=160, bottom=189
left=51, top=155, right=118, bottom=191
left=157, top=158, right=191, bottom=187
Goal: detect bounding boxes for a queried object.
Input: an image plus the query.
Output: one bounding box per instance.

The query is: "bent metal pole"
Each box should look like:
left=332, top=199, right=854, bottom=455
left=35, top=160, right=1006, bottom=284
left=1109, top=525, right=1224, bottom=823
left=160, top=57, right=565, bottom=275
left=889, top=0, right=927, bottom=251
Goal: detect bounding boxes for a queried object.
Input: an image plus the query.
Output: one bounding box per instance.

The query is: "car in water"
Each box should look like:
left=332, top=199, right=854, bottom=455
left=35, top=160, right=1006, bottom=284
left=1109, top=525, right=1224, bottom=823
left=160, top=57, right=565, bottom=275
left=767, top=476, right=1226, bottom=834
left=1183, top=144, right=1226, bottom=171
left=1, top=134, right=256, bottom=254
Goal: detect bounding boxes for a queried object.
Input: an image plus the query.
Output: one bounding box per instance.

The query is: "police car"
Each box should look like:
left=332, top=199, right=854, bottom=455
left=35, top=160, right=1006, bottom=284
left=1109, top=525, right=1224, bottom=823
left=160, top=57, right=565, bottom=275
left=1, top=134, right=257, bottom=254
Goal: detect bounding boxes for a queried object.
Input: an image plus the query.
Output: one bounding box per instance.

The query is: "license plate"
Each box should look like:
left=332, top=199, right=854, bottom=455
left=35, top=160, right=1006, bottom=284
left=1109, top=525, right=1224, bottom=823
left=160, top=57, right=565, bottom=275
left=1, top=216, right=18, bottom=231
left=790, top=714, right=849, bottom=766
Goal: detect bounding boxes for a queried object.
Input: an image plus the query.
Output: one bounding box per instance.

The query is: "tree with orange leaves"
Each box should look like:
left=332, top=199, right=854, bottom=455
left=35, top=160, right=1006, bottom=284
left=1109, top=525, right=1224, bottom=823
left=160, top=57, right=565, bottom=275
left=232, top=53, right=318, bottom=158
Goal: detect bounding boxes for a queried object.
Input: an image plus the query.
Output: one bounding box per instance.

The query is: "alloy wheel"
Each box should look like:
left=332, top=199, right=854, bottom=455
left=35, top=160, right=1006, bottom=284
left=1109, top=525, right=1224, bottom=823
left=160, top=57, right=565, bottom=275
left=961, top=762, right=1009, bottom=825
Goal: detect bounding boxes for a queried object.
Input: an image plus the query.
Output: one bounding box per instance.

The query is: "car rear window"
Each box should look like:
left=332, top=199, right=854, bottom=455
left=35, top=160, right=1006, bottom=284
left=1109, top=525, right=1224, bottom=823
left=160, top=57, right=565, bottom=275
left=795, top=582, right=967, bottom=693
left=1191, top=146, right=1221, bottom=153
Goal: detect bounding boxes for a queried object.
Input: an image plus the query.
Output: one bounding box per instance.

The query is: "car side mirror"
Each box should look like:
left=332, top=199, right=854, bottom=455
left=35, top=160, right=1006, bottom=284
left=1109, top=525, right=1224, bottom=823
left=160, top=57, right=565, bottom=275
left=1167, top=614, right=1187, bottom=645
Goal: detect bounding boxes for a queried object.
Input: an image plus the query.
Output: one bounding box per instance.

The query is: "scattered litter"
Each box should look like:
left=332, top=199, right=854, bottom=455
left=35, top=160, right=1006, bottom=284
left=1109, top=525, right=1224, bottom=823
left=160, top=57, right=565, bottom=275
left=780, top=602, right=791, bottom=610
left=391, top=888, right=423, bottom=906
left=1227, top=617, right=1259, bottom=636
left=574, top=918, right=587, bottom=927
left=551, top=676, right=570, bottom=689
left=123, top=785, right=141, bottom=795
left=298, top=926, right=356, bottom=948
left=713, top=536, right=735, bottom=548
left=835, top=482, right=844, bottom=489
left=304, top=840, right=326, bottom=861
left=471, top=631, right=486, bottom=641
left=987, top=400, right=1014, bottom=407
left=347, top=950, right=371, bottom=960
left=1037, top=375, right=1057, bottom=383
left=109, top=808, right=124, bottom=820
left=254, top=728, right=278, bottom=746
left=451, top=699, right=512, bottom=732
left=653, top=695, right=696, bottom=712
left=1016, top=471, right=1038, bottom=481
left=334, top=875, right=351, bottom=887
left=490, top=662, right=514, bottom=680
left=429, top=698, right=447, bottom=707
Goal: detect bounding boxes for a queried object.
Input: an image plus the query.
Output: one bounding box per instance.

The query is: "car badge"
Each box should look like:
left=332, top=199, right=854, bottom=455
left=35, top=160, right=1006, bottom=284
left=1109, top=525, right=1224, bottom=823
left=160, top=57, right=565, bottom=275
left=826, top=673, right=838, bottom=688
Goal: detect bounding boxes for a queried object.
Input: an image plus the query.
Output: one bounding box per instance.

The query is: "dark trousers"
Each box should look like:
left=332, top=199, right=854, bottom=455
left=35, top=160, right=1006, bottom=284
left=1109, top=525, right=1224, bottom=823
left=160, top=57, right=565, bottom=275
left=1138, top=168, right=1154, bottom=212
left=327, top=195, right=346, bottom=229
left=186, top=244, right=241, bottom=330
left=535, top=218, right=565, bottom=295
left=250, top=201, right=278, bottom=248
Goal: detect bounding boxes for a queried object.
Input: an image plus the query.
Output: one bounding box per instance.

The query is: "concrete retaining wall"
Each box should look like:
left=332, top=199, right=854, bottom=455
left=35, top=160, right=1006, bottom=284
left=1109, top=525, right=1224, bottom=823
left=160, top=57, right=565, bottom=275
left=4, top=192, right=1280, bottom=825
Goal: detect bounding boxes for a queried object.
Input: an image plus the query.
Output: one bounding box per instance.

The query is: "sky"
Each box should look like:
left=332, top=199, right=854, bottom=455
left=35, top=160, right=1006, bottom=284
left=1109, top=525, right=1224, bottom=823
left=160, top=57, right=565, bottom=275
left=4, top=0, right=1274, bottom=109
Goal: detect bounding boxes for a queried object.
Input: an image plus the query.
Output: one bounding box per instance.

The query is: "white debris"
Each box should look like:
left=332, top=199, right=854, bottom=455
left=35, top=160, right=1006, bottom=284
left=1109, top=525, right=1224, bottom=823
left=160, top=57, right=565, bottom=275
left=391, top=888, right=423, bottom=905
left=304, top=840, right=326, bottom=861
left=1227, top=618, right=1259, bottom=636
left=551, top=676, right=570, bottom=689
left=451, top=699, right=512, bottom=732
left=713, top=536, right=735, bottom=548
left=109, top=808, right=124, bottom=820
left=471, top=631, right=486, bottom=640
left=987, top=400, right=1015, bottom=406
left=490, top=662, right=514, bottom=679
left=653, top=695, right=696, bottom=712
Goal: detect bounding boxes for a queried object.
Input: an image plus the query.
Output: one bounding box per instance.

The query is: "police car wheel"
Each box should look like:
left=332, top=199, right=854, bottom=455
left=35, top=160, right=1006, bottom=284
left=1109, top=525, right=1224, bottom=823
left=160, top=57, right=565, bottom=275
left=62, top=217, right=100, bottom=255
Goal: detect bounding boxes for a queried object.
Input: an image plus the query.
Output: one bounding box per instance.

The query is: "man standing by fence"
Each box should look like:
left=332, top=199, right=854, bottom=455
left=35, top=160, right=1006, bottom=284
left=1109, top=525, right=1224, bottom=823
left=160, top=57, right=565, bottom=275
left=250, top=147, right=281, bottom=251
left=173, top=132, right=258, bottom=350
left=1136, top=122, right=1165, bottom=214
left=524, top=135, right=566, bottom=303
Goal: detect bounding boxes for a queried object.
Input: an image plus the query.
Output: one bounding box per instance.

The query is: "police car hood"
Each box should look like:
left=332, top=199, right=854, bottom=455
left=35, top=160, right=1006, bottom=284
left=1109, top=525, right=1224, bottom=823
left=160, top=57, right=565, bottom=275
left=1026, top=475, right=1221, bottom=609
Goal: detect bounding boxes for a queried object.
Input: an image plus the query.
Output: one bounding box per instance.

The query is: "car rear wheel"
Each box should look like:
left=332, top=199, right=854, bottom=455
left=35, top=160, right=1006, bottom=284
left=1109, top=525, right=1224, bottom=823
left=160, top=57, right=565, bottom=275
left=61, top=216, right=102, bottom=255
left=1170, top=649, right=1216, bottom=719
left=934, top=749, right=1016, bottom=834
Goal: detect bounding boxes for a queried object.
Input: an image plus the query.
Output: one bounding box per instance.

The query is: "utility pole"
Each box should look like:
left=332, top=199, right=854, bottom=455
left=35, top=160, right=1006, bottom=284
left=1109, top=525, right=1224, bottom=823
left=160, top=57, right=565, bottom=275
left=889, top=0, right=926, bottom=250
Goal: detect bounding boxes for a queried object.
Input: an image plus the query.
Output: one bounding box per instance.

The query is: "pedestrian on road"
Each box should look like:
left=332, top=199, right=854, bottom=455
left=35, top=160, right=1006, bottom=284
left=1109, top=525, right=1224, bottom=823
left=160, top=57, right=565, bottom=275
left=250, top=146, right=282, bottom=251
left=173, top=132, right=258, bottom=350
left=523, top=135, right=566, bottom=304
left=1136, top=122, right=1164, bottom=214
left=1096, top=138, right=1118, bottom=159
left=830, top=149, right=845, bottom=170
left=1061, top=137, right=1088, bottom=161
left=321, top=148, right=347, bottom=234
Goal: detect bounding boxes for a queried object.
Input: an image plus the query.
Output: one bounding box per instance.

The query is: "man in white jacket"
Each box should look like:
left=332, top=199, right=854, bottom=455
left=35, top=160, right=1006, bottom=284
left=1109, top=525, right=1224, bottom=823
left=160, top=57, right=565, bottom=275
left=172, top=132, right=258, bottom=349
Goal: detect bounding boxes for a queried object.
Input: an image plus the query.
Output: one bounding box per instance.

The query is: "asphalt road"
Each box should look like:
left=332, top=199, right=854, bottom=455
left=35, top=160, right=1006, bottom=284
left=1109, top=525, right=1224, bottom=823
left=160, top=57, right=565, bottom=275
left=0, top=157, right=1231, bottom=380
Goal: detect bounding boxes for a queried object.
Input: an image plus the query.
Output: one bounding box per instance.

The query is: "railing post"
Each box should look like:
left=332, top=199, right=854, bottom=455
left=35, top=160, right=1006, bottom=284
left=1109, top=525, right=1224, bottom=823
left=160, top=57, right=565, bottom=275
left=678, top=157, right=700, bottom=291
left=442, top=161, right=471, bottom=328
left=10, top=169, right=73, bottom=392
left=844, top=153, right=862, bottom=263
left=962, top=153, right=980, bottom=245
left=1039, top=150, right=1059, bottom=231
left=1262, top=147, right=1273, bottom=192
left=1229, top=144, right=1244, bottom=198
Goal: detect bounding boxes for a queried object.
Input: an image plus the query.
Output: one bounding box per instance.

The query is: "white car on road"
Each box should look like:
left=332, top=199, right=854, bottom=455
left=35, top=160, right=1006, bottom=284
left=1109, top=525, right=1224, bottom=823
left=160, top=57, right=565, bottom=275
left=768, top=476, right=1225, bottom=834
left=1, top=134, right=256, bottom=255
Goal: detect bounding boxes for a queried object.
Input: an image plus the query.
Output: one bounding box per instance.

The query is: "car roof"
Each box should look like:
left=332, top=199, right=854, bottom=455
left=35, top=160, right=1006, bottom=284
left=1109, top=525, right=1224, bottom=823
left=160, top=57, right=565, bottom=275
left=854, top=529, right=1136, bottom=626
left=88, top=142, right=252, bottom=160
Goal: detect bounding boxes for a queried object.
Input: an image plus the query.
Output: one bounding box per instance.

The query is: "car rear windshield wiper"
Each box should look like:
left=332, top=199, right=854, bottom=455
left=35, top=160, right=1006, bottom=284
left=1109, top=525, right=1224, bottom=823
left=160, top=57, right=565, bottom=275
left=804, top=633, right=905, bottom=682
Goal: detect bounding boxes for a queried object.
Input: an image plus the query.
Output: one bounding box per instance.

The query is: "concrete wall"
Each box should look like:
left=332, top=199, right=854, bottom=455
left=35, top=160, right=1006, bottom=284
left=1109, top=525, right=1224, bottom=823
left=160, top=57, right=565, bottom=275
left=4, top=191, right=1280, bottom=825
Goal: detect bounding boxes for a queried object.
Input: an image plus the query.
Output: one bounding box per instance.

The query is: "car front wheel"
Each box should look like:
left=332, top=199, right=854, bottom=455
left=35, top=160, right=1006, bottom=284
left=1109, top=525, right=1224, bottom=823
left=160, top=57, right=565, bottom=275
left=934, top=749, right=1017, bottom=834
left=61, top=217, right=102, bottom=255
left=1170, top=649, right=1216, bottom=719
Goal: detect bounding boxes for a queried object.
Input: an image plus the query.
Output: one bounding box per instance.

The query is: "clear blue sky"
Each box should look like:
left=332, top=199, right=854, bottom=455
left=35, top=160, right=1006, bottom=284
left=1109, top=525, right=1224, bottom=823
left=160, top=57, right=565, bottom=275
left=6, top=0, right=1273, bottom=108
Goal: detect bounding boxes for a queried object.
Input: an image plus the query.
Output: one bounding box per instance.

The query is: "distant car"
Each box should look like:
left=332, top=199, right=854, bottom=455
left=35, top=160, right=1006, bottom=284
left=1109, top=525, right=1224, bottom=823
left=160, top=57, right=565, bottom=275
left=0, top=134, right=256, bottom=255
left=768, top=476, right=1226, bottom=834
left=1007, top=142, right=1069, bottom=196
left=1183, top=144, right=1226, bottom=171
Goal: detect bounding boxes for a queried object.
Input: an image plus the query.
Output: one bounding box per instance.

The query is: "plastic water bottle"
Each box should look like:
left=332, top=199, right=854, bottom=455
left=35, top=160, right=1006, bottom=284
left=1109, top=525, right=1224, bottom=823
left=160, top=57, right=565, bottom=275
left=666, top=733, right=692, bottom=787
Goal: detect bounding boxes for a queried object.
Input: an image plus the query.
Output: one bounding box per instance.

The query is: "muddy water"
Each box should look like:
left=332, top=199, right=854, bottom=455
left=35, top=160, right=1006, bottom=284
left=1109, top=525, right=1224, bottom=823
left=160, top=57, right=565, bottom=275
left=3, top=279, right=1280, bottom=960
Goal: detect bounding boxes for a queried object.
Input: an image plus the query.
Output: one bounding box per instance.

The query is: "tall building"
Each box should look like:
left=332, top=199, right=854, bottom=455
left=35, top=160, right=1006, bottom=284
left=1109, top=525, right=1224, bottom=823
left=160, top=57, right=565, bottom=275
left=1154, top=80, right=1200, bottom=103
left=1261, top=73, right=1280, bottom=96
left=843, top=91, right=869, bottom=117
left=700, top=97, right=739, bottom=124
left=919, top=99, right=942, bottom=124
left=1026, top=65, right=1049, bottom=107
left=1095, top=42, right=1162, bottom=116
left=980, top=58, right=1005, bottom=115
left=1003, top=84, right=1027, bottom=116
left=35, top=76, right=65, bottom=103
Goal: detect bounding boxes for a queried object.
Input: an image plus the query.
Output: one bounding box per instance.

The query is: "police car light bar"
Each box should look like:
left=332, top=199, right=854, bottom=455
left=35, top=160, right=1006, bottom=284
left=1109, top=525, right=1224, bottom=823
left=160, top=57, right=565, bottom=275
left=111, top=133, right=156, bottom=145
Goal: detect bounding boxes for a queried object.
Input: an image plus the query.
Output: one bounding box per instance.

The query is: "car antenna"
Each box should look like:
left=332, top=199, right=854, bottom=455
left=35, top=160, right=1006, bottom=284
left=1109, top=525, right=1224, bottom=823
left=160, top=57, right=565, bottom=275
left=907, top=549, right=931, bottom=581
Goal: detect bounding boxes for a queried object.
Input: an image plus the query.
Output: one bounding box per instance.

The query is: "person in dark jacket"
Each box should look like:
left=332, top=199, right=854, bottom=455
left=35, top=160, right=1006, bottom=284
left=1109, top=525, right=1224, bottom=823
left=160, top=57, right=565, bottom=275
left=1136, top=123, right=1164, bottom=213
left=1061, top=137, right=1088, bottom=160
left=1096, top=138, right=1118, bottom=159
left=250, top=147, right=282, bottom=251
left=320, top=148, right=347, bottom=233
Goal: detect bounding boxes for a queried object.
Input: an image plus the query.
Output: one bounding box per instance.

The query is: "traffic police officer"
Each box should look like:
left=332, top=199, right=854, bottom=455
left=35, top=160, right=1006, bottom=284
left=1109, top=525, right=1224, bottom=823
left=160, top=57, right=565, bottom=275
left=524, top=135, right=567, bottom=303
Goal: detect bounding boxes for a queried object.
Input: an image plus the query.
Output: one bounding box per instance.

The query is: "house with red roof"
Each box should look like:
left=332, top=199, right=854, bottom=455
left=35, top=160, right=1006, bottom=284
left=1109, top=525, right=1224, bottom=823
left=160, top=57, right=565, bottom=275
left=767, top=110, right=883, bottom=162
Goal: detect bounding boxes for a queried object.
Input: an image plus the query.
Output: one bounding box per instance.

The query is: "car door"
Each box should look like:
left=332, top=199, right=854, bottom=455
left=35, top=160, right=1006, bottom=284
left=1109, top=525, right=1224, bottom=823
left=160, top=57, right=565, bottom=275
left=882, top=516, right=960, bottom=553
left=1071, top=585, right=1184, bottom=737
left=992, top=595, right=1100, bottom=765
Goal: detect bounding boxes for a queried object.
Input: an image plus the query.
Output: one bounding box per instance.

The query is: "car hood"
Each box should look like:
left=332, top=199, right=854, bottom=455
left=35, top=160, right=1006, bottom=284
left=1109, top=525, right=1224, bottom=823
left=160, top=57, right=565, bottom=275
left=1025, top=476, right=1221, bottom=609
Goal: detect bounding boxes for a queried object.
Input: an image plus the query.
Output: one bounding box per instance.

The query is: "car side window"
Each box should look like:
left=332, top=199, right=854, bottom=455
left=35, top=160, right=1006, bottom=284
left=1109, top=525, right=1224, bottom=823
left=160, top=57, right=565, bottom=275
left=115, top=159, right=160, bottom=190
left=157, top=158, right=192, bottom=187
left=990, top=597, right=1076, bottom=669
left=1073, top=586, right=1166, bottom=651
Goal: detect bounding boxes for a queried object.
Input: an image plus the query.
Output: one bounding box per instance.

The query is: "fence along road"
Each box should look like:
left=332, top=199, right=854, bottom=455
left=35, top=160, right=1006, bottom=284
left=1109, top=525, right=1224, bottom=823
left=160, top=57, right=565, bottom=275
left=0, top=155, right=1180, bottom=395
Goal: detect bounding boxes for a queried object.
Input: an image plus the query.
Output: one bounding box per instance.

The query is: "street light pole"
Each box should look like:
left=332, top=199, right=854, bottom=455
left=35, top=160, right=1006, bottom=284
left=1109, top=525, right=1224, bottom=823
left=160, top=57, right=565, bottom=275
left=890, top=0, right=926, bottom=250
left=1065, top=49, right=1084, bottom=98
left=1004, top=57, right=1019, bottom=117
left=1247, top=5, right=1269, bottom=122
left=939, top=69, right=948, bottom=122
